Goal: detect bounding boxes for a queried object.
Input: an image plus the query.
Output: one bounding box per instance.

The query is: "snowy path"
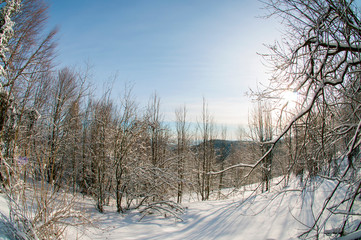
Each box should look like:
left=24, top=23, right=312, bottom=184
left=79, top=185, right=319, bottom=240
left=1, top=178, right=351, bottom=240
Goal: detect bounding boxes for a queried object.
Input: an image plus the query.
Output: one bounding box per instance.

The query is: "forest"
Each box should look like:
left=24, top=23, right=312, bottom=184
left=1, top=0, right=361, bottom=239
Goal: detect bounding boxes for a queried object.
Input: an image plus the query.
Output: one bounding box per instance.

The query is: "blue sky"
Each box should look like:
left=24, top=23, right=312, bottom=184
left=46, top=0, right=281, bottom=138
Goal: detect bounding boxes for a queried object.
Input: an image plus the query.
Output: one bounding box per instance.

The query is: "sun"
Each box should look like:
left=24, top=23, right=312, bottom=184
left=283, top=91, right=298, bottom=102
left=281, top=90, right=299, bottom=109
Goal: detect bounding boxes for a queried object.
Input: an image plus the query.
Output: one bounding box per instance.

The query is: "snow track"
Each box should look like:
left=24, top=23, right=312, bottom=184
left=80, top=179, right=343, bottom=240
left=1, top=177, right=357, bottom=240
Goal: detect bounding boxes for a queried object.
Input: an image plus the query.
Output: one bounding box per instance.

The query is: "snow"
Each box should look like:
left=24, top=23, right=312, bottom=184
left=66, top=177, right=352, bottom=240
left=0, top=192, right=16, bottom=240
left=1, top=177, right=358, bottom=240
left=336, top=230, right=361, bottom=240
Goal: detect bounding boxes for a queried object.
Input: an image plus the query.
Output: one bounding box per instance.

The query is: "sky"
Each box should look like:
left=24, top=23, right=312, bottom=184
left=46, top=0, right=281, bottom=139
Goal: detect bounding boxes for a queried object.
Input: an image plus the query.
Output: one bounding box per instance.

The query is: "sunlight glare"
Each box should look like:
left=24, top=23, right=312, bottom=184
left=282, top=90, right=298, bottom=109
left=283, top=91, right=298, bottom=102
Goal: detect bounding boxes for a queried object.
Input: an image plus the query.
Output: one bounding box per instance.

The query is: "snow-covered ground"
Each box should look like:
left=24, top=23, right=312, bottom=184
left=0, top=191, right=21, bottom=240
left=65, top=177, right=353, bottom=240
left=1, top=177, right=358, bottom=240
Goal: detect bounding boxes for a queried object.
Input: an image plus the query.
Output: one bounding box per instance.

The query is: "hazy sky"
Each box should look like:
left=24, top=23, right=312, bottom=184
left=46, top=0, right=281, bottom=138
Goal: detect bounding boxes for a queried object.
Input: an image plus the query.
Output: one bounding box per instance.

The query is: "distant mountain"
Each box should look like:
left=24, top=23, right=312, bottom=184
left=192, top=139, right=240, bottom=162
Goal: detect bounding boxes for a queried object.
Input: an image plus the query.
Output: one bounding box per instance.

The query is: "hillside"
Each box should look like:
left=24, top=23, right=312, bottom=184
left=0, top=177, right=349, bottom=239
left=1, top=176, right=359, bottom=239
left=59, top=176, right=355, bottom=240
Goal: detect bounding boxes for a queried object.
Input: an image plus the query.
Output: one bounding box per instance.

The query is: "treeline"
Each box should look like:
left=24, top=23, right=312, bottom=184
left=0, top=0, right=260, bottom=235
left=0, top=0, right=303, bottom=216
left=0, top=0, right=251, bottom=217
left=3, top=61, right=295, bottom=212
left=3, top=0, right=358, bottom=238
left=5, top=63, right=275, bottom=211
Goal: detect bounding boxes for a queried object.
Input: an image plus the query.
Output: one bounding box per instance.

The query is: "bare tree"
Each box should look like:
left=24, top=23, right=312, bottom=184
left=147, top=92, right=165, bottom=167
left=249, top=99, right=273, bottom=192
left=197, top=98, right=216, bottom=201
left=175, top=104, right=189, bottom=203
left=208, top=0, right=361, bottom=237
left=46, top=68, right=82, bottom=185
left=89, top=92, right=115, bottom=213
left=0, top=1, right=92, bottom=238
left=113, top=85, right=140, bottom=213
left=217, top=126, right=227, bottom=199
left=258, top=0, right=361, bottom=237
left=0, top=0, right=56, bottom=186
left=1, top=0, right=56, bottom=149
